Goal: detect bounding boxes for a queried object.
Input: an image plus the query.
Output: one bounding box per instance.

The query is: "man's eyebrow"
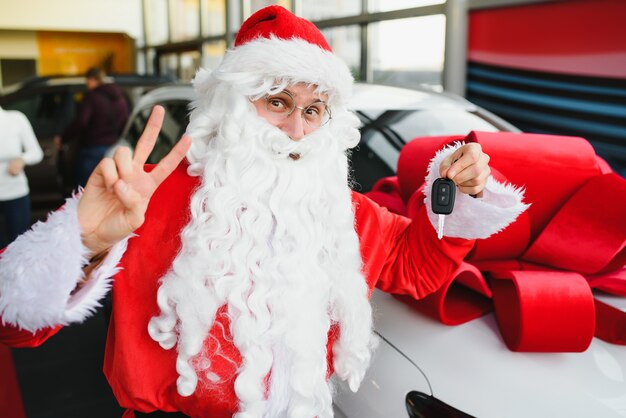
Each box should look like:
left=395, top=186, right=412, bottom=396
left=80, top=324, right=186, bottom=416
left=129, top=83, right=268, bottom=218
left=282, top=88, right=327, bottom=103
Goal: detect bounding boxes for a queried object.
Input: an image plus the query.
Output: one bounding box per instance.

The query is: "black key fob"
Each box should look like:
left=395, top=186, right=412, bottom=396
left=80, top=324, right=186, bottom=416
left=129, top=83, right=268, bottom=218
left=431, top=178, right=455, bottom=215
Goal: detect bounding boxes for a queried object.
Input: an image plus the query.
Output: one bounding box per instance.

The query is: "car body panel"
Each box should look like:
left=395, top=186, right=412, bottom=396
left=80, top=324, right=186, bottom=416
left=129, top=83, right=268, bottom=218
left=336, top=290, right=626, bottom=418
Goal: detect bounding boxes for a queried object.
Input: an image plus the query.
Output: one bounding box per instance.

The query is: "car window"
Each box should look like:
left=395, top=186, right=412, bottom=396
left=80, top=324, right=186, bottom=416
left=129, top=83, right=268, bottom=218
left=390, top=108, right=499, bottom=138
left=124, top=100, right=190, bottom=164
left=350, top=108, right=501, bottom=191
left=5, top=90, right=78, bottom=138
left=359, top=107, right=498, bottom=144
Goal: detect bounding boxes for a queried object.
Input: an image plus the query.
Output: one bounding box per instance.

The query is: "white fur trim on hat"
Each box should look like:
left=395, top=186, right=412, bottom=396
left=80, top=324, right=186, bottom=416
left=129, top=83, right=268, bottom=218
left=0, top=195, right=129, bottom=332
left=213, top=36, right=354, bottom=105
left=423, top=142, right=529, bottom=239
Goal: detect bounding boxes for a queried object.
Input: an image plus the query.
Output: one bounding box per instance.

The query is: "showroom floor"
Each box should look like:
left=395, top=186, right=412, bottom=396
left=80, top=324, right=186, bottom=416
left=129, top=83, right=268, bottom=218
left=12, top=307, right=124, bottom=418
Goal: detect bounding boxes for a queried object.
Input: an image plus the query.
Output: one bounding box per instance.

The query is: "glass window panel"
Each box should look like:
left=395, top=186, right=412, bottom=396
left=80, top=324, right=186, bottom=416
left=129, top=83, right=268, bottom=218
left=300, top=0, right=360, bottom=20
left=180, top=50, right=202, bottom=81
left=202, top=40, right=227, bottom=70
left=369, top=0, right=445, bottom=13
left=369, top=15, right=445, bottom=89
left=145, top=48, right=157, bottom=74
left=136, top=50, right=146, bottom=74
left=170, top=0, right=201, bottom=42
left=202, top=0, right=225, bottom=36
left=160, top=53, right=179, bottom=79
left=321, top=25, right=361, bottom=81
left=145, top=0, right=169, bottom=45
left=242, top=0, right=291, bottom=20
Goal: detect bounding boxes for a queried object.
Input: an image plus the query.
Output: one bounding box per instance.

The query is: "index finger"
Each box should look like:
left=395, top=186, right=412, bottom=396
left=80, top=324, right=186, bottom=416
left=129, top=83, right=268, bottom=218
left=445, top=145, right=481, bottom=180
left=439, top=147, right=464, bottom=178
left=149, top=135, right=192, bottom=185
left=133, top=105, right=165, bottom=166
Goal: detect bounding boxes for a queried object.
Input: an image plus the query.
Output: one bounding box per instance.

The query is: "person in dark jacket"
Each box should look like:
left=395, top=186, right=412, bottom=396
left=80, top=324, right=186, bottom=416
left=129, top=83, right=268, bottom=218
left=54, top=67, right=130, bottom=187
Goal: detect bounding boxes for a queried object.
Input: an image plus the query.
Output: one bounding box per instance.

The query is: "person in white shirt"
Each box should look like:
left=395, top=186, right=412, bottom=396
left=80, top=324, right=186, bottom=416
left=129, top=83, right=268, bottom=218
left=0, top=106, right=44, bottom=246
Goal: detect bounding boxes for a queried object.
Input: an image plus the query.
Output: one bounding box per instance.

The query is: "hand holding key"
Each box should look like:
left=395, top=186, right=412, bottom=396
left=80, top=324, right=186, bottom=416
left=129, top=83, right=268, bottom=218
left=439, top=142, right=491, bottom=198
left=433, top=143, right=492, bottom=239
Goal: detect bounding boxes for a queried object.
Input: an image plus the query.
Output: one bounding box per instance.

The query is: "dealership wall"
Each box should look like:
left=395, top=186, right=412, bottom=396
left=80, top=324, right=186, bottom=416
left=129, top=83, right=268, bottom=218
left=0, top=0, right=142, bottom=39
left=0, top=0, right=143, bottom=86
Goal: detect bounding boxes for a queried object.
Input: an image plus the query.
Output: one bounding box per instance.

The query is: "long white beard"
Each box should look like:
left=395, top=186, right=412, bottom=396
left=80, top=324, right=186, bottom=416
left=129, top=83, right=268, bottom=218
left=148, top=84, right=375, bottom=418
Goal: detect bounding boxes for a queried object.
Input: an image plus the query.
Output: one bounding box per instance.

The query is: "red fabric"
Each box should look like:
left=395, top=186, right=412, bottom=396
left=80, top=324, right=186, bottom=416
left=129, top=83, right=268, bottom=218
left=523, top=173, right=626, bottom=274
left=367, top=131, right=626, bottom=352
left=0, top=325, right=62, bottom=348
left=490, top=270, right=595, bottom=352
left=395, top=262, right=493, bottom=326
left=0, top=344, right=26, bottom=418
left=594, top=298, right=626, bottom=345
left=366, top=176, right=406, bottom=215
left=235, top=5, right=332, bottom=52
left=97, top=162, right=472, bottom=416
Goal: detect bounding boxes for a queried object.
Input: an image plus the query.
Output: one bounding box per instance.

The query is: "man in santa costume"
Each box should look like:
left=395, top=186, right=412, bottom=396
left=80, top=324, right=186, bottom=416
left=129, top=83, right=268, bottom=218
left=0, top=5, right=527, bottom=418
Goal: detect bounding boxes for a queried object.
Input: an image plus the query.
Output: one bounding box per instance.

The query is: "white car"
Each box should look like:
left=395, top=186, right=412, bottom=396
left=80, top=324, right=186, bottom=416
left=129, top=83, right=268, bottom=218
left=333, top=290, right=626, bottom=418
left=115, top=83, right=626, bottom=418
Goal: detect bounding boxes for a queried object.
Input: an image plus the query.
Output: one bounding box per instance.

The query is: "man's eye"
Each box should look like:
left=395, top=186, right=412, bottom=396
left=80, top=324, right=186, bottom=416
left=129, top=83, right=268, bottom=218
left=305, top=106, right=321, bottom=116
left=269, top=99, right=285, bottom=109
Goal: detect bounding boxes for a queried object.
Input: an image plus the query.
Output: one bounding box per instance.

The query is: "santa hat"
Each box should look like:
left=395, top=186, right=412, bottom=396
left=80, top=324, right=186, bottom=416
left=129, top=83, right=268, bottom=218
left=211, top=5, right=353, bottom=104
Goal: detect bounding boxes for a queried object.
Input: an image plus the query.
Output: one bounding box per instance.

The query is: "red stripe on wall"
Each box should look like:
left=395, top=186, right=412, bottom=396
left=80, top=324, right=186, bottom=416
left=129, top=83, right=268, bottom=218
left=468, top=0, right=626, bottom=78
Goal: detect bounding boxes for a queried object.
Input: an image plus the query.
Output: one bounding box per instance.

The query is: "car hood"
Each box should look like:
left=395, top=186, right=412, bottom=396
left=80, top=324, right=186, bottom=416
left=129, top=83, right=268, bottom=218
left=370, top=289, right=626, bottom=418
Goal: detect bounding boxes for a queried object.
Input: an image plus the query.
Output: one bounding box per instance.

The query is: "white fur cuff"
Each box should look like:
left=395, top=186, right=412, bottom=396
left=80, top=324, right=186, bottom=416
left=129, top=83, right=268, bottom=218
left=0, top=195, right=128, bottom=332
left=423, top=142, right=529, bottom=239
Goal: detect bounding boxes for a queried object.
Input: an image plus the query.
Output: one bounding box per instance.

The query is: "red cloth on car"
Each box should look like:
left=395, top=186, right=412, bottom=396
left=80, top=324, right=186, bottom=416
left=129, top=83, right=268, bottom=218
left=367, top=131, right=626, bottom=352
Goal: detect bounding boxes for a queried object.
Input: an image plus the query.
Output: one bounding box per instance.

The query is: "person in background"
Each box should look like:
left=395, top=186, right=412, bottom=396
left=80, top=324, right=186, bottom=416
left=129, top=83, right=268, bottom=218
left=0, top=6, right=528, bottom=417
left=54, top=67, right=130, bottom=187
left=0, top=106, right=43, bottom=247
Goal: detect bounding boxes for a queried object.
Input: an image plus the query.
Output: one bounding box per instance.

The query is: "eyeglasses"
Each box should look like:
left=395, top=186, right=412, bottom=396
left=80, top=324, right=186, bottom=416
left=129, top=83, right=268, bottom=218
left=265, top=90, right=331, bottom=128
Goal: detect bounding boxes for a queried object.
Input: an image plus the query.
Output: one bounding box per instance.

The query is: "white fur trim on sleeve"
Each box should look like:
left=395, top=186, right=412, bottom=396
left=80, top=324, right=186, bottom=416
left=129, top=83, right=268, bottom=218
left=423, top=142, right=529, bottom=240
left=0, top=194, right=129, bottom=332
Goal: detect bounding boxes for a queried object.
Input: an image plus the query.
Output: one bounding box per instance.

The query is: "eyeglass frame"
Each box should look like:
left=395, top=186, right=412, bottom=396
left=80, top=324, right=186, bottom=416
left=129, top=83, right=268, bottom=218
left=263, top=89, right=332, bottom=128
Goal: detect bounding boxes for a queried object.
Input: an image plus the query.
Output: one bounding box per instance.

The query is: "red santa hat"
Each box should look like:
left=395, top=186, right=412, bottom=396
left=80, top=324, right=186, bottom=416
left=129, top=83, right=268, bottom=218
left=215, top=5, right=353, bottom=104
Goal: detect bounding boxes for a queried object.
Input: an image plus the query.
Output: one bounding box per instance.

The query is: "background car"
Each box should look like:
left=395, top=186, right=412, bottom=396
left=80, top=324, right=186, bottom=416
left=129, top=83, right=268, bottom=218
left=0, top=74, right=175, bottom=212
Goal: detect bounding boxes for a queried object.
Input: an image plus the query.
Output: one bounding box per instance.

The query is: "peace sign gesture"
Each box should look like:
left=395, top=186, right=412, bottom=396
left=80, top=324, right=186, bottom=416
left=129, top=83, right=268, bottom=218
left=77, top=106, right=192, bottom=257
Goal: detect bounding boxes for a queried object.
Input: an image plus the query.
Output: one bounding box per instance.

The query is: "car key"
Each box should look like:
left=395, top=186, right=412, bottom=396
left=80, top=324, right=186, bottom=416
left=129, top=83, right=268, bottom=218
left=431, top=178, right=455, bottom=239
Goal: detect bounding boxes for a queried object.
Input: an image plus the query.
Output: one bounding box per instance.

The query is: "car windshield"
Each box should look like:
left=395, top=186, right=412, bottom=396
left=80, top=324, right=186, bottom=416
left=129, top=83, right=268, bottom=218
left=358, top=107, right=499, bottom=151
left=123, top=100, right=190, bottom=164
left=351, top=107, right=500, bottom=192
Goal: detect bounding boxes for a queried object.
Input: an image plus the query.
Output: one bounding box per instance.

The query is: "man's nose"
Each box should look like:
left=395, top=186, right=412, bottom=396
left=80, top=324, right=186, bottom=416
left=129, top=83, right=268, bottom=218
left=280, top=111, right=306, bottom=141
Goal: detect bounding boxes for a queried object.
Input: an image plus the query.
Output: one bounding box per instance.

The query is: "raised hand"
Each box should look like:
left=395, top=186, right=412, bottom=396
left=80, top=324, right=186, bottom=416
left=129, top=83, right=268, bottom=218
left=439, top=142, right=491, bottom=197
left=77, top=106, right=192, bottom=256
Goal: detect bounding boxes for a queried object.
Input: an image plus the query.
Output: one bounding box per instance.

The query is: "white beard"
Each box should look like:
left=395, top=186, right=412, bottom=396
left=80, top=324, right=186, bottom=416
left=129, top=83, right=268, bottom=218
left=148, top=82, right=376, bottom=418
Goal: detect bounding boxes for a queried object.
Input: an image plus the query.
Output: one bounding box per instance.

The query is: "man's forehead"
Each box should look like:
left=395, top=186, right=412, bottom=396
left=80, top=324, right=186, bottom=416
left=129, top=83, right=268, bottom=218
left=281, top=84, right=328, bottom=101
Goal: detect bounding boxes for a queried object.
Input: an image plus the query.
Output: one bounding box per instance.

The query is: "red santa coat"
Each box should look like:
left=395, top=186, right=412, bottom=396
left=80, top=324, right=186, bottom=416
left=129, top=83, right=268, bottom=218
left=1, top=163, right=474, bottom=417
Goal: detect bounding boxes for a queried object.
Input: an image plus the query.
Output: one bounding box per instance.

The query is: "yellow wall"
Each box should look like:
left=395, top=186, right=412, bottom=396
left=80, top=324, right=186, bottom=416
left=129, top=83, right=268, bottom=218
left=37, top=31, right=134, bottom=76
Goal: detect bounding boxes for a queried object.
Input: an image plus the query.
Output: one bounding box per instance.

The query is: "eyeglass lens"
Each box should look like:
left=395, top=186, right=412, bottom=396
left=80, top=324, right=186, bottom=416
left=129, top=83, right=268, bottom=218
left=265, top=91, right=330, bottom=127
